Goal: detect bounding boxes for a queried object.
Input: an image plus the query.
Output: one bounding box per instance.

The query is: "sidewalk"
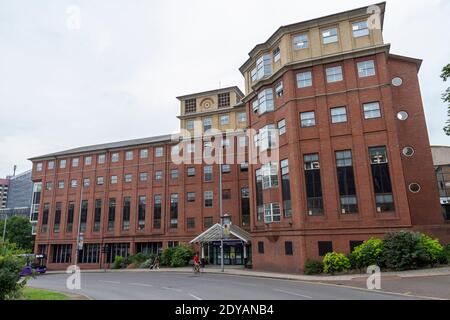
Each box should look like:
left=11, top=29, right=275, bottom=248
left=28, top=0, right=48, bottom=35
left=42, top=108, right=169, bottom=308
left=46, top=265, right=450, bottom=282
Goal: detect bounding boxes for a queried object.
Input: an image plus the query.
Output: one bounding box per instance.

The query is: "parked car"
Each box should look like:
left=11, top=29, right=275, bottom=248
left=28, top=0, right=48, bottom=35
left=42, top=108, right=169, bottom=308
left=19, top=254, right=47, bottom=276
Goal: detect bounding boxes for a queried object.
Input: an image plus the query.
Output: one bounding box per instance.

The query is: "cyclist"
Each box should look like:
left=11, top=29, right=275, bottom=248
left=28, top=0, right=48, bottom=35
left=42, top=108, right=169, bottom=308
left=193, top=252, right=200, bottom=273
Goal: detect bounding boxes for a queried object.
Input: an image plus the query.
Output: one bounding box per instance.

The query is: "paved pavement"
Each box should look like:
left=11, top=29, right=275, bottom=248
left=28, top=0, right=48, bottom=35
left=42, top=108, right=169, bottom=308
left=27, top=271, right=428, bottom=300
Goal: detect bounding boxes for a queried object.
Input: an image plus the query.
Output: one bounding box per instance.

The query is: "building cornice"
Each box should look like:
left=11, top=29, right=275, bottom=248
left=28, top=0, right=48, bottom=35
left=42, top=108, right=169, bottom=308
left=176, top=86, right=244, bottom=101
left=177, top=103, right=246, bottom=120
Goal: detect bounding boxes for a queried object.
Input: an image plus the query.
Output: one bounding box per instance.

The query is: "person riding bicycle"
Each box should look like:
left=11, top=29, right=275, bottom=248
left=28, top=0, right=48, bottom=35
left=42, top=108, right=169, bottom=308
left=193, top=253, right=200, bottom=272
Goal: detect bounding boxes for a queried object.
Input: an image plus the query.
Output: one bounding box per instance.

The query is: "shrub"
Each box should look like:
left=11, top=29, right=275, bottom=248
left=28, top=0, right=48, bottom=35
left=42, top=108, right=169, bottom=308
left=418, top=234, right=444, bottom=266
left=382, top=231, right=428, bottom=271
left=323, top=252, right=351, bottom=274
left=128, top=253, right=151, bottom=266
left=112, top=256, right=125, bottom=269
left=0, top=244, right=29, bottom=300
left=304, top=259, right=323, bottom=275
left=351, top=238, right=384, bottom=270
left=160, top=247, right=176, bottom=267
left=170, top=245, right=196, bottom=268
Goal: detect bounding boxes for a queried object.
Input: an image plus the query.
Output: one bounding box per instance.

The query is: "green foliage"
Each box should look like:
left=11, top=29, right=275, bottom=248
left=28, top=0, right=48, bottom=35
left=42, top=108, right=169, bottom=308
left=441, top=63, right=450, bottom=135
left=351, top=238, right=384, bottom=270
left=139, top=254, right=157, bottom=269
left=304, top=259, right=323, bottom=275
left=0, top=246, right=29, bottom=300
left=323, top=252, right=351, bottom=274
left=111, top=256, right=125, bottom=269
left=160, top=245, right=196, bottom=268
left=0, top=216, right=34, bottom=252
left=128, top=253, right=151, bottom=266
left=160, top=247, right=176, bottom=267
left=419, top=234, right=444, bottom=266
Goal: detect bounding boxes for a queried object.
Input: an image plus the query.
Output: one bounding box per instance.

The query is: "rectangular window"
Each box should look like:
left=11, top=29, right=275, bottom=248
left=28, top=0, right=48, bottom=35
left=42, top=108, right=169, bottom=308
left=204, top=191, right=213, bottom=208
left=98, top=154, right=106, bottom=164
left=218, top=92, right=230, bottom=108
left=66, top=202, right=74, bottom=232
left=369, top=147, right=394, bottom=212
left=203, top=118, right=212, bottom=132
left=45, top=182, right=53, bottom=190
left=47, top=161, right=54, bottom=170
left=240, top=162, right=249, bottom=172
left=222, top=189, right=231, bottom=200
left=278, top=119, right=286, bottom=135
left=187, top=217, right=195, bottom=229
left=71, top=179, right=77, bottom=188
left=222, top=164, right=231, bottom=173
left=318, top=241, right=333, bottom=256
left=297, top=71, right=312, bottom=88
left=187, top=167, right=196, bottom=177
left=281, top=159, right=292, bottom=218
left=139, top=172, right=148, bottom=182
left=220, top=114, right=230, bottom=125
left=357, top=60, right=375, bottom=78
left=300, top=111, right=316, bottom=127
left=80, top=200, right=88, bottom=232
left=105, top=243, right=130, bottom=264
left=124, top=151, right=133, bottom=161
left=363, top=102, right=381, bottom=119
left=84, top=156, right=92, bottom=166
left=53, top=202, right=61, bottom=233
left=170, top=194, right=178, bottom=228
left=171, top=145, right=180, bottom=156
left=122, top=197, right=131, bottom=231
left=111, top=153, right=119, bottom=163
left=238, top=112, right=247, bottom=123
left=264, top=203, right=281, bottom=223
left=97, top=176, right=104, bottom=185
left=285, top=241, right=293, bottom=256
left=258, top=241, right=264, bottom=254
left=275, top=81, right=284, bottom=97
left=257, top=89, right=274, bottom=115
left=154, top=195, right=162, bottom=229
left=125, top=174, right=132, bottom=183
left=241, top=187, right=250, bottom=226
left=185, top=99, right=197, bottom=113
left=108, top=198, right=116, bottom=231
left=110, top=175, right=118, bottom=184
left=273, top=47, right=281, bottom=62
left=322, top=27, right=338, bottom=44
left=78, top=244, right=100, bottom=264
left=138, top=196, right=146, bottom=230
left=83, top=178, right=90, bottom=187
left=261, top=163, right=278, bottom=190
left=186, top=120, right=195, bottom=130
left=186, top=143, right=195, bottom=153
left=60, top=159, right=67, bottom=169
left=140, top=149, right=148, bottom=158
left=171, top=169, right=179, bottom=180
left=187, top=192, right=196, bottom=202
left=72, top=158, right=79, bottom=167
left=326, top=66, right=343, bottom=83
left=203, top=217, right=213, bottom=229
left=352, top=20, right=369, bottom=38
left=304, top=153, right=323, bottom=215
left=204, top=166, right=213, bottom=182
left=155, top=171, right=163, bottom=181
left=336, top=150, right=358, bottom=214
left=293, top=34, right=309, bottom=50
left=58, top=181, right=64, bottom=189
left=155, top=147, right=163, bottom=157
left=93, top=199, right=101, bottom=232
left=331, top=107, right=347, bottom=123
left=51, top=244, right=72, bottom=264
left=254, top=54, right=272, bottom=81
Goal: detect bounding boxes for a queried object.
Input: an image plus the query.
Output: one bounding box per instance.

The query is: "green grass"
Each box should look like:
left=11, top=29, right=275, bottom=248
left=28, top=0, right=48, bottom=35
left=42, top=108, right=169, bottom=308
left=21, top=287, right=69, bottom=300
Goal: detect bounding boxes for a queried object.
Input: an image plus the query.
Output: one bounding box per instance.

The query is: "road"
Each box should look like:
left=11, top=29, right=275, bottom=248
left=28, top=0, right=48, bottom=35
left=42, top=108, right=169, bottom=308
left=27, top=271, right=426, bottom=300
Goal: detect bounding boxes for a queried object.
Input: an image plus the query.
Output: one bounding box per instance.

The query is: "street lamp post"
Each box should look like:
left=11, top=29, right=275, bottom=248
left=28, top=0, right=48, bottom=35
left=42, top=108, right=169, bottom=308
left=220, top=159, right=224, bottom=273
left=74, top=183, right=84, bottom=267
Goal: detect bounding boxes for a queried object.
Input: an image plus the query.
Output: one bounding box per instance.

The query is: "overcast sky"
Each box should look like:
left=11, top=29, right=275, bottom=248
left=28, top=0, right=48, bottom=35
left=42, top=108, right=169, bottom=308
left=0, top=0, right=449, bottom=177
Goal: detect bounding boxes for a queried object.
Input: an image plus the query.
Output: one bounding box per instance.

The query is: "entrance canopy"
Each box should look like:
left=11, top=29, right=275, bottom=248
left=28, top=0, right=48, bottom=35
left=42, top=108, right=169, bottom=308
left=190, top=224, right=252, bottom=244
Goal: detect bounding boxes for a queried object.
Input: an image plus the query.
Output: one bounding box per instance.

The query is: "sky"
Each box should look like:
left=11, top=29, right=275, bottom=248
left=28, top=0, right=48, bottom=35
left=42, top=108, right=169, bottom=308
left=0, top=0, right=449, bottom=177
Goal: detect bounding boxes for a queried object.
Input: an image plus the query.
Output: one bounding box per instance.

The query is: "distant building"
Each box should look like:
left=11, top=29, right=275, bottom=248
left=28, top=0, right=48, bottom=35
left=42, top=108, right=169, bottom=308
left=0, top=178, right=9, bottom=209
left=431, top=146, right=450, bottom=220
left=6, top=170, right=33, bottom=209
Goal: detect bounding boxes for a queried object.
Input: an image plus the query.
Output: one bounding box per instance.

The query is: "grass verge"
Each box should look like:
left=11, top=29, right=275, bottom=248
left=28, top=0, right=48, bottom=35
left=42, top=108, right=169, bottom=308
left=21, top=287, right=69, bottom=300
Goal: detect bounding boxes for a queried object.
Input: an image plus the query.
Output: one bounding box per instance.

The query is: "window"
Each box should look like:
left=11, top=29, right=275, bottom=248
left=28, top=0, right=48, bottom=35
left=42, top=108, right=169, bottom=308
left=336, top=150, right=358, bottom=214
left=293, top=34, right=308, bottom=50
left=59, top=159, right=67, bottom=169
left=326, top=66, right=343, bottom=83
left=122, top=197, right=131, bottom=231
left=187, top=192, right=196, bottom=202
left=136, top=242, right=162, bottom=255
left=72, top=158, right=79, bottom=167
left=111, top=153, right=119, bottom=162
left=238, top=112, right=247, bottom=123
left=275, top=82, right=283, bottom=97
left=47, top=161, right=54, bottom=170
left=58, top=181, right=64, bottom=189
left=300, top=111, right=316, bottom=127
left=221, top=138, right=231, bottom=149
left=170, top=194, right=178, bottom=228
left=187, top=218, right=195, bottom=229
left=260, top=163, right=278, bottom=190
left=154, top=171, right=163, bottom=181
left=251, top=54, right=272, bottom=82
left=218, top=92, right=230, bottom=108
left=220, top=114, right=230, bottom=125
left=350, top=241, right=364, bottom=252
left=281, top=159, right=292, bottom=218
left=402, top=147, right=415, bottom=157
left=352, top=20, right=369, bottom=38
left=93, top=199, right=101, bottom=232
left=204, top=217, right=213, bottom=229
left=369, top=147, right=394, bottom=212
left=186, top=143, right=195, bottom=153
left=222, top=164, right=231, bottom=173
left=140, top=149, right=148, bottom=158
left=273, top=46, right=281, bottom=62
left=153, top=195, right=162, bottom=229
left=204, top=191, right=213, bottom=208
left=258, top=241, right=264, bottom=254
left=397, top=111, right=409, bottom=121
left=110, top=175, right=118, bottom=184
left=357, top=60, right=375, bottom=78
left=203, top=118, right=212, bottom=132
left=80, top=200, right=88, bottom=232
left=318, top=241, right=333, bottom=256
left=155, top=147, right=163, bottom=157
left=241, top=187, right=250, bottom=226
left=257, top=88, right=274, bottom=115
left=171, top=169, right=179, bottom=180
left=66, top=202, right=74, bottom=232
left=45, top=182, right=53, bottom=190
left=171, top=145, right=180, bottom=156
left=98, top=154, right=106, bottom=164
left=139, top=172, right=148, bottom=182
left=222, top=189, right=231, bottom=200
left=297, top=71, right=312, bottom=88
left=322, top=27, right=338, bottom=44
left=53, top=202, right=61, bottom=233
left=363, top=102, right=381, bottom=119
left=78, top=244, right=100, bottom=264
left=409, top=183, right=421, bottom=193
left=186, top=120, right=195, bottom=130
left=70, top=179, right=77, bottom=188
left=264, top=203, right=281, bottom=223
left=257, top=124, right=277, bottom=151
left=285, top=242, right=293, bottom=256
left=105, top=243, right=130, bottom=263
left=108, top=198, right=116, bottom=231
left=278, top=119, right=286, bottom=135
left=369, top=147, right=388, bottom=164
left=124, top=174, right=132, bottom=183
left=331, top=107, right=347, bottom=123
left=84, top=156, right=92, bottom=166
left=187, top=167, right=196, bottom=177
left=97, top=176, right=104, bottom=185
left=304, top=153, right=323, bottom=215
left=138, top=196, right=146, bottom=230
left=83, top=178, right=90, bottom=187
left=51, top=244, right=72, bottom=264
left=204, top=166, right=213, bottom=182
left=252, top=99, right=259, bottom=113
left=240, top=162, right=249, bottom=172
left=185, top=98, right=197, bottom=113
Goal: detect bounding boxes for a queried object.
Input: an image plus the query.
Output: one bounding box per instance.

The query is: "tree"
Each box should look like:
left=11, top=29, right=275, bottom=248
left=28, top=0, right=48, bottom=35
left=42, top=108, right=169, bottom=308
left=441, top=64, right=450, bottom=136
left=0, top=216, right=34, bottom=252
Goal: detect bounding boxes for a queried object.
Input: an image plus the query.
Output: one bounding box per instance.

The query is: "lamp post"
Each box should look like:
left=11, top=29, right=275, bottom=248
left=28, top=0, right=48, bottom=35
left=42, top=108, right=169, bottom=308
left=74, top=183, right=84, bottom=267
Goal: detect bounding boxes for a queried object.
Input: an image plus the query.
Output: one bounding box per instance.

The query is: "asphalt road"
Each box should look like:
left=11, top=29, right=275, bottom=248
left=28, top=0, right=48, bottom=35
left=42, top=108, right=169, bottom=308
left=27, top=271, right=425, bottom=300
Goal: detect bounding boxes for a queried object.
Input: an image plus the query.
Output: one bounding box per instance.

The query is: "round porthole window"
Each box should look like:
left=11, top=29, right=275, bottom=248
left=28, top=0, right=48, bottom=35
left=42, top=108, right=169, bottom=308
left=409, top=183, right=421, bottom=193
left=397, top=111, right=409, bottom=121
left=402, top=147, right=415, bottom=157
left=392, top=77, right=403, bottom=87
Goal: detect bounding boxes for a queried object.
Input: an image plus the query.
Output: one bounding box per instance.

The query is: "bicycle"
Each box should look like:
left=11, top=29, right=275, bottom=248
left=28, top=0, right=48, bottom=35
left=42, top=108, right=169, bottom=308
left=193, top=263, right=200, bottom=274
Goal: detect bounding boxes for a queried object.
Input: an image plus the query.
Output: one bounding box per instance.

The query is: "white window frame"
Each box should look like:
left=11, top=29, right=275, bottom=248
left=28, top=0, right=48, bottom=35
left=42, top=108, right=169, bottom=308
left=293, top=34, right=309, bottom=50
left=125, top=151, right=133, bottom=161
left=352, top=21, right=369, bottom=38
left=264, top=203, right=281, bottom=223
left=258, top=88, right=274, bottom=115
left=322, top=27, right=338, bottom=44
left=278, top=119, right=286, bottom=135
left=238, top=112, right=247, bottom=123
left=363, top=102, right=381, bottom=119
left=331, top=107, right=348, bottom=123
left=326, top=66, right=343, bottom=83
left=155, top=147, right=163, bottom=157
left=220, top=114, right=230, bottom=125
left=297, top=71, right=313, bottom=88
left=300, top=111, right=316, bottom=127
left=357, top=60, right=376, bottom=78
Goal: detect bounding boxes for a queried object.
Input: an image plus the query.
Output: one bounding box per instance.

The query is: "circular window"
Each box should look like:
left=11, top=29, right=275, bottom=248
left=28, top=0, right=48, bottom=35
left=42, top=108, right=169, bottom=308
left=397, top=111, right=409, bottom=121
left=409, top=183, right=421, bottom=193
left=402, top=147, right=415, bottom=157
left=392, top=77, right=403, bottom=86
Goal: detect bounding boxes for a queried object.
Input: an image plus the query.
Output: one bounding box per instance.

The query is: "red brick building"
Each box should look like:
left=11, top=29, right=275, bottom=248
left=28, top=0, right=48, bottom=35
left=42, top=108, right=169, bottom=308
left=29, top=3, right=449, bottom=272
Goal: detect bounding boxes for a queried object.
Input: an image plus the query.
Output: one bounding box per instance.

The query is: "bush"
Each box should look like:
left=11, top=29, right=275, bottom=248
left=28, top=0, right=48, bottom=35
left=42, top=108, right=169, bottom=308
left=351, top=238, right=384, bottom=270
left=111, top=256, right=125, bottom=269
left=382, top=231, right=428, bottom=271
left=160, top=247, right=176, bottom=267
left=304, top=259, right=323, bottom=275
left=128, top=253, right=151, bottom=266
left=419, top=234, right=444, bottom=266
left=0, top=244, right=29, bottom=300
left=323, top=252, right=351, bottom=274
left=160, top=245, right=196, bottom=268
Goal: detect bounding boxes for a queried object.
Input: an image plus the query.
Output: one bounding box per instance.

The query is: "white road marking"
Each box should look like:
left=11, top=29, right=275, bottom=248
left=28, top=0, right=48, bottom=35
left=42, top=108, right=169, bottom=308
left=99, top=280, right=121, bottom=284
left=188, top=293, right=203, bottom=300
left=231, top=281, right=260, bottom=287
left=162, top=286, right=183, bottom=292
left=273, top=288, right=313, bottom=299
left=129, top=283, right=153, bottom=287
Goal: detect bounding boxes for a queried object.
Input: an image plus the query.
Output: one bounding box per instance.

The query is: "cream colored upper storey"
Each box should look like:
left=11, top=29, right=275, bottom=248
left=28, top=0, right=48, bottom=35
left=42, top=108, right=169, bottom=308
left=239, top=2, right=386, bottom=95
